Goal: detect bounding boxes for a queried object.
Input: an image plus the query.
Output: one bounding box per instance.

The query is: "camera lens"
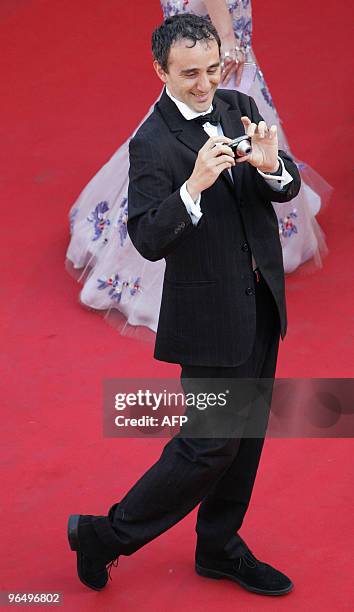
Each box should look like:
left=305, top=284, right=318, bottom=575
left=237, top=140, right=252, bottom=156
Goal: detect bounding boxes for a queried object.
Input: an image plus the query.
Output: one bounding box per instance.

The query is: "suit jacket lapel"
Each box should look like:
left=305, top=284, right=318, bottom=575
left=157, top=89, right=209, bottom=152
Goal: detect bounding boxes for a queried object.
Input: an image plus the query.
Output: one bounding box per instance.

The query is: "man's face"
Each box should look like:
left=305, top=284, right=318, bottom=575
left=154, top=38, right=221, bottom=112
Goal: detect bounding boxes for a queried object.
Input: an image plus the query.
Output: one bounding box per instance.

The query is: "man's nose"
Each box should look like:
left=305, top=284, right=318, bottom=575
left=196, top=73, right=212, bottom=92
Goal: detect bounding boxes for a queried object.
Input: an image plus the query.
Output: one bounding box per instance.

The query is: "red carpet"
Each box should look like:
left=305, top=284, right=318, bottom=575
left=1, top=1, right=353, bottom=609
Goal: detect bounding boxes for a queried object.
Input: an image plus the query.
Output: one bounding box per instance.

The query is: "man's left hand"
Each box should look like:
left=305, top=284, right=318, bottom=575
left=237, top=117, right=279, bottom=173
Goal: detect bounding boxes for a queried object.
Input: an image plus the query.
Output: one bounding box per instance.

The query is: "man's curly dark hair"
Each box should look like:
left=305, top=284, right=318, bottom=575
left=152, top=13, right=221, bottom=72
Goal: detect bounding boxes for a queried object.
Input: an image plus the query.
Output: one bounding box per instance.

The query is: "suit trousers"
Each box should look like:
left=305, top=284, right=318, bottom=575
left=87, top=270, right=280, bottom=562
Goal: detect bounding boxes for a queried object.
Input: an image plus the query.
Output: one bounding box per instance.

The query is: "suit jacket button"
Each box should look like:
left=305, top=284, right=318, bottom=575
left=180, top=221, right=186, bottom=228
left=241, top=242, right=249, bottom=252
left=245, top=287, right=254, bottom=296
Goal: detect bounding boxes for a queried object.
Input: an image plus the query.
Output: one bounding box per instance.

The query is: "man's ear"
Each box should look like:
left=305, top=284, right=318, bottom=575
left=153, top=60, right=168, bottom=84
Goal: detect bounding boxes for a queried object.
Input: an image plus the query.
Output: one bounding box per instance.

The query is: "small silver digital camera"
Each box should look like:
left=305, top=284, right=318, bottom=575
left=229, top=135, right=252, bottom=157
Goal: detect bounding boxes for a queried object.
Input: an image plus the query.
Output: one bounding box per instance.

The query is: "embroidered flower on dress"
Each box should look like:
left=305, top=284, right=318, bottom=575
left=228, top=2, right=239, bottom=13
left=256, top=69, right=275, bottom=109
left=69, top=207, right=78, bottom=234
left=97, top=274, right=141, bottom=303
left=162, top=1, right=187, bottom=18
left=129, top=278, right=142, bottom=297
left=279, top=210, right=298, bottom=238
left=228, top=16, right=252, bottom=52
left=87, top=201, right=111, bottom=241
left=117, top=197, right=128, bottom=247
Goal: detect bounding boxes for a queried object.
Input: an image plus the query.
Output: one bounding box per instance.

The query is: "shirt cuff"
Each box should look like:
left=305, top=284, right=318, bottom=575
left=180, top=182, right=203, bottom=226
left=257, top=157, right=293, bottom=192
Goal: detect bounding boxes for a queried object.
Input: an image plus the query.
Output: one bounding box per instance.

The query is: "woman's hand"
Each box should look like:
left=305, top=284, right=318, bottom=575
left=203, top=1, right=246, bottom=87
left=221, top=43, right=245, bottom=86
left=203, top=0, right=245, bottom=86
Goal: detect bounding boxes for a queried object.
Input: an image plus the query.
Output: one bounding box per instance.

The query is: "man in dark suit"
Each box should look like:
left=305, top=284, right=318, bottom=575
left=68, top=14, right=300, bottom=595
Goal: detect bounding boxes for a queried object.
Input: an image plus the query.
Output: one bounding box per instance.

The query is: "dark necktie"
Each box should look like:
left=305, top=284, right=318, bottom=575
left=193, top=108, right=220, bottom=126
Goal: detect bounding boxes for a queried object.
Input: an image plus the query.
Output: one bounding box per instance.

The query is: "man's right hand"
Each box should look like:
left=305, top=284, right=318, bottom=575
left=186, top=136, right=235, bottom=201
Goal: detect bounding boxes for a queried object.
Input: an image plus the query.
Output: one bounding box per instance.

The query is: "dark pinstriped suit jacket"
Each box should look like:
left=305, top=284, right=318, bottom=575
left=127, top=89, right=301, bottom=367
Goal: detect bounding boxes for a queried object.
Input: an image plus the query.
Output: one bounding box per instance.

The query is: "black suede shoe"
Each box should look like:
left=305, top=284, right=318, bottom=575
left=68, top=514, right=118, bottom=591
left=195, top=548, right=293, bottom=596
